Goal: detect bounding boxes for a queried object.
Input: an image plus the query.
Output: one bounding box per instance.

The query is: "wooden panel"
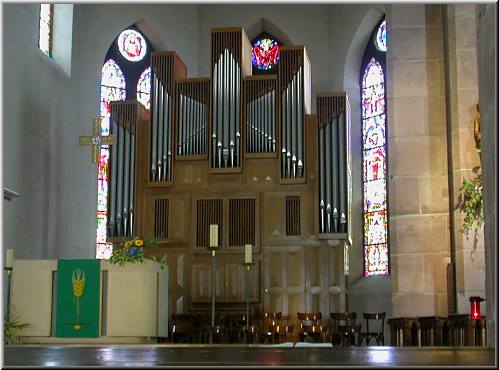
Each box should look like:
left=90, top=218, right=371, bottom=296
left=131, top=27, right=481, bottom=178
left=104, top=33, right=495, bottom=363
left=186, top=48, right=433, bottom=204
left=228, top=198, right=255, bottom=246
left=262, top=193, right=286, bottom=241
left=286, top=248, right=304, bottom=288
left=190, top=261, right=224, bottom=303
left=224, top=262, right=259, bottom=303
left=196, top=199, right=223, bottom=247
left=285, top=196, right=300, bottom=236
left=169, top=197, right=187, bottom=242
left=267, top=249, right=284, bottom=288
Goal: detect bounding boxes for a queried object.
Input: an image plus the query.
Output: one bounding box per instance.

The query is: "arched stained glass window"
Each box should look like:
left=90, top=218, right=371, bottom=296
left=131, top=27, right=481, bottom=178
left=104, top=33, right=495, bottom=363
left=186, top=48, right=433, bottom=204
left=137, top=67, right=151, bottom=109
left=96, top=27, right=153, bottom=260
left=96, top=60, right=126, bottom=260
left=361, top=19, right=389, bottom=276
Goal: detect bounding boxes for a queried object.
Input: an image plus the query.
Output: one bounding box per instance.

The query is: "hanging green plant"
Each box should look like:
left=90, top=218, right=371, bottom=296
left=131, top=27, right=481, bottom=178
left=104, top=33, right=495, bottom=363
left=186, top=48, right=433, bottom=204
left=457, top=166, right=483, bottom=232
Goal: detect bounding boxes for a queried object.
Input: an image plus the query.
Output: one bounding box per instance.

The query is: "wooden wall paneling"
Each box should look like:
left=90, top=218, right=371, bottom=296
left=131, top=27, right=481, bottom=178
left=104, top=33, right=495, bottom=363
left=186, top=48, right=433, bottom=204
left=168, top=196, right=188, bottom=243
left=224, top=261, right=259, bottom=303
left=160, top=249, right=189, bottom=315
left=262, top=193, right=286, bottom=242
left=190, top=258, right=225, bottom=303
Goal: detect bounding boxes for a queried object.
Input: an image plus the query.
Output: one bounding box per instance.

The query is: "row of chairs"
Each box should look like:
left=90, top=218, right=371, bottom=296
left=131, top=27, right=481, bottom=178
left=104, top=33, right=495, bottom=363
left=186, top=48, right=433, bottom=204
left=168, top=311, right=386, bottom=346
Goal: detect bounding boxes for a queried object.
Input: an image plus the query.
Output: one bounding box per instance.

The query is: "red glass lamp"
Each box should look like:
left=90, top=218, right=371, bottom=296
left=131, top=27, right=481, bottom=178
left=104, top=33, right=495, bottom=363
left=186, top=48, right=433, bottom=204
left=469, top=296, right=485, bottom=320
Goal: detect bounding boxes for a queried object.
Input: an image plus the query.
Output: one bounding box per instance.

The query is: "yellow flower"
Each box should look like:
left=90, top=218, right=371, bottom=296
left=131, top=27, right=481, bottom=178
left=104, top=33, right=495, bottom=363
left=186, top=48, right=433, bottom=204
left=135, top=239, right=144, bottom=247
left=124, top=241, right=131, bottom=249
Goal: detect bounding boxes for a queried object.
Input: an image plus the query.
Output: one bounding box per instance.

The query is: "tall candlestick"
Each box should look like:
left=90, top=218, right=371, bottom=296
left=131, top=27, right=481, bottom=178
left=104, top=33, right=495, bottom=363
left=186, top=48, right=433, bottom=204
left=6, top=249, right=14, bottom=269
left=210, top=224, right=218, bottom=247
left=245, top=244, right=252, bottom=264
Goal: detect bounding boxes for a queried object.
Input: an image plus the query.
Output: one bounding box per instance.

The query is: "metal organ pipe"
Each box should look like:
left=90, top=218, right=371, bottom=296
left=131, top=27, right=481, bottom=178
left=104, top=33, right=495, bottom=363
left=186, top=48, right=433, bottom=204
left=338, top=111, right=346, bottom=233
left=109, top=118, right=118, bottom=237
left=331, top=116, right=339, bottom=232
left=116, top=124, right=124, bottom=236
left=297, top=67, right=303, bottom=177
left=151, top=74, right=158, bottom=180
left=129, top=132, right=135, bottom=236
left=325, top=121, right=332, bottom=233
left=319, top=124, right=326, bottom=233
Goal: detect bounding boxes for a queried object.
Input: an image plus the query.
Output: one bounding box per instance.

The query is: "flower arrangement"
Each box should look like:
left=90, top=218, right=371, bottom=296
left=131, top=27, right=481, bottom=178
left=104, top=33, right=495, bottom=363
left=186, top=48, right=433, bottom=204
left=457, top=166, right=483, bottom=233
left=109, top=236, right=165, bottom=269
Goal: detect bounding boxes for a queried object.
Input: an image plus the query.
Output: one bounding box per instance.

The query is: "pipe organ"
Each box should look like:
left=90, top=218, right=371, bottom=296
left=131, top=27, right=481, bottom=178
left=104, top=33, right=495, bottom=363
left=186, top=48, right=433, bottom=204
left=244, top=76, right=277, bottom=156
left=176, top=79, right=210, bottom=158
left=317, top=93, right=352, bottom=236
left=105, top=27, right=352, bottom=322
left=150, top=52, right=187, bottom=184
left=279, top=47, right=311, bottom=182
left=210, top=28, right=253, bottom=172
left=108, top=101, right=149, bottom=239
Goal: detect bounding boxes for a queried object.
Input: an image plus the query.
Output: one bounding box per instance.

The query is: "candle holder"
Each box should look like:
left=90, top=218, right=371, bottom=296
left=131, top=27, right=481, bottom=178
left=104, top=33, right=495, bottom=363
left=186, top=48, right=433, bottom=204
left=242, top=262, right=256, bottom=344
left=4, top=267, right=13, bottom=323
left=206, top=244, right=221, bottom=343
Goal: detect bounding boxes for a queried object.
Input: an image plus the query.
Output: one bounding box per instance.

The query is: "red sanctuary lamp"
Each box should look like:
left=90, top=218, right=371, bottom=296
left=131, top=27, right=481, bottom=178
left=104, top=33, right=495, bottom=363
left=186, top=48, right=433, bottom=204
left=469, top=296, right=485, bottom=320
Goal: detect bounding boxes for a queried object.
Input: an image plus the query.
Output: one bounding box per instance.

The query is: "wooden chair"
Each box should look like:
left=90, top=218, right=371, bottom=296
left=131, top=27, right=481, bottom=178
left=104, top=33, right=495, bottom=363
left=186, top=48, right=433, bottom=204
left=330, top=312, right=360, bottom=346
left=260, top=312, right=282, bottom=344
left=359, top=312, right=386, bottom=346
left=170, top=314, right=195, bottom=343
left=297, top=312, right=328, bottom=343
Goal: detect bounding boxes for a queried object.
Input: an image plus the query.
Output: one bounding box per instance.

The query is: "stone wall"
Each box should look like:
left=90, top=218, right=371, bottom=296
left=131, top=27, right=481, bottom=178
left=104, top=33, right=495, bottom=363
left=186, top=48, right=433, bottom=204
left=445, top=4, right=485, bottom=315
left=476, top=3, right=496, bottom=349
left=386, top=4, right=451, bottom=317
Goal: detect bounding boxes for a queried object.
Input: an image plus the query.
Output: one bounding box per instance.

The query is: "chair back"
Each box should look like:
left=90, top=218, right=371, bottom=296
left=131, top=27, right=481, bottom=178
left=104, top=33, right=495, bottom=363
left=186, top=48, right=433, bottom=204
left=330, top=312, right=357, bottom=334
left=363, top=312, right=386, bottom=335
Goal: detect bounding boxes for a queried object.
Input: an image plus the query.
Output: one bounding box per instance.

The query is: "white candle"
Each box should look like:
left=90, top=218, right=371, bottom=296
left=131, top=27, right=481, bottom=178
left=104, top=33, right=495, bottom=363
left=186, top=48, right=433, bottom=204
left=6, top=249, right=14, bottom=268
left=210, top=224, right=218, bottom=247
left=245, top=244, right=252, bottom=264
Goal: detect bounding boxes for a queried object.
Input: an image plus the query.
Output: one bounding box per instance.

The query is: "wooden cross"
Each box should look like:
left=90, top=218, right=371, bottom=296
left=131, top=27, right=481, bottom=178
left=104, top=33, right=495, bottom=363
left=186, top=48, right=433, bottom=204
left=79, top=118, right=115, bottom=163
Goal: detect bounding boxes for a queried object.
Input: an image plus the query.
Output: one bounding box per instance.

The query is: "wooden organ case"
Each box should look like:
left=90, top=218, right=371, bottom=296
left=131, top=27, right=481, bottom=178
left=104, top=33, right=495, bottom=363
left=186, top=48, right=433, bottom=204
left=107, top=27, right=352, bottom=326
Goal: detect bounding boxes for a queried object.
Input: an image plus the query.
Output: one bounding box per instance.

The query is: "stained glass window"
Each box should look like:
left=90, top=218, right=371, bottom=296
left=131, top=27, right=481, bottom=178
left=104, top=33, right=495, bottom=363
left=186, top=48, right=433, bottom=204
left=375, top=20, right=387, bottom=52
left=118, top=29, right=147, bottom=62
left=252, top=37, right=280, bottom=70
left=362, top=19, right=389, bottom=276
left=137, top=67, right=151, bottom=109
left=96, top=28, right=152, bottom=260
left=96, top=59, right=126, bottom=260
left=38, top=4, right=53, bottom=57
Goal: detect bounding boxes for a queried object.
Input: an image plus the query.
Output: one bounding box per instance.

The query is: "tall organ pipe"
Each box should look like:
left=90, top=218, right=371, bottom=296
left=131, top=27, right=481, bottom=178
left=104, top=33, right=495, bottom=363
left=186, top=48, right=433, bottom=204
left=109, top=118, right=118, bottom=236
left=297, top=67, right=303, bottom=177
left=319, top=125, right=326, bottom=233
left=151, top=74, right=158, bottom=180
left=331, top=116, right=339, bottom=232
left=325, top=122, right=332, bottom=232
left=129, top=132, right=135, bottom=236
left=338, top=111, right=346, bottom=232
left=116, top=124, right=124, bottom=236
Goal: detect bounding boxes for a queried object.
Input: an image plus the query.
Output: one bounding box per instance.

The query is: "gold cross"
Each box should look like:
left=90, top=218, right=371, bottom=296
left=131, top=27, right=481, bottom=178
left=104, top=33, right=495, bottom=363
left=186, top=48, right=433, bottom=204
left=79, top=118, right=115, bottom=163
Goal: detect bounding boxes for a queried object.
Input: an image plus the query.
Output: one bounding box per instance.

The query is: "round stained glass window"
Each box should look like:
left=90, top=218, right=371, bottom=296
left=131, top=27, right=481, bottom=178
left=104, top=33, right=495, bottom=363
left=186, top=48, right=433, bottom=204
left=252, top=38, right=280, bottom=70
left=118, top=29, right=147, bottom=62
left=375, top=20, right=387, bottom=52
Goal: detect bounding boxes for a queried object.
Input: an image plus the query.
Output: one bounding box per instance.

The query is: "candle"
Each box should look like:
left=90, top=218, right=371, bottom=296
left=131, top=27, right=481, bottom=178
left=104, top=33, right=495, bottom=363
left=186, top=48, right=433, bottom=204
left=6, top=249, right=14, bottom=268
left=245, top=244, right=252, bottom=264
left=209, top=224, right=218, bottom=247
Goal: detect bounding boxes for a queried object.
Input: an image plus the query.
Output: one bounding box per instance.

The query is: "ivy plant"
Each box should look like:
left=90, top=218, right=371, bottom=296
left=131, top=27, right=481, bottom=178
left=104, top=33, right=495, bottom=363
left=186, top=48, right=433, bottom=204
left=457, top=166, right=484, bottom=232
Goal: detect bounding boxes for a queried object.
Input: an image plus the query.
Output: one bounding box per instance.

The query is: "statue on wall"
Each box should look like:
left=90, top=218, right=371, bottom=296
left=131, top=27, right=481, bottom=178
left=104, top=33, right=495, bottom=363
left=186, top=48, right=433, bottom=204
left=473, top=103, right=482, bottom=162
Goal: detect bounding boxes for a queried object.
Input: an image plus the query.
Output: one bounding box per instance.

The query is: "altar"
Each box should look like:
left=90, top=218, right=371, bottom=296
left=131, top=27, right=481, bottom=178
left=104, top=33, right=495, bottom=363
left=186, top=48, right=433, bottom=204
left=9, top=259, right=168, bottom=344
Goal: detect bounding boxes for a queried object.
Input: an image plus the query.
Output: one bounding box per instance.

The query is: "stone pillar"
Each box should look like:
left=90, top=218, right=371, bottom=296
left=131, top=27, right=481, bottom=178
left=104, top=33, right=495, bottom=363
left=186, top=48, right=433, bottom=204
left=476, top=3, right=496, bottom=349
left=445, top=4, right=485, bottom=315
left=386, top=4, right=450, bottom=317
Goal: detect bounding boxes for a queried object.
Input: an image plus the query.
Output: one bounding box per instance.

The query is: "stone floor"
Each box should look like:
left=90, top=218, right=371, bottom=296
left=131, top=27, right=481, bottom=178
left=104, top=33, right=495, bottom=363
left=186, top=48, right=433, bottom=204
left=2, top=344, right=496, bottom=367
